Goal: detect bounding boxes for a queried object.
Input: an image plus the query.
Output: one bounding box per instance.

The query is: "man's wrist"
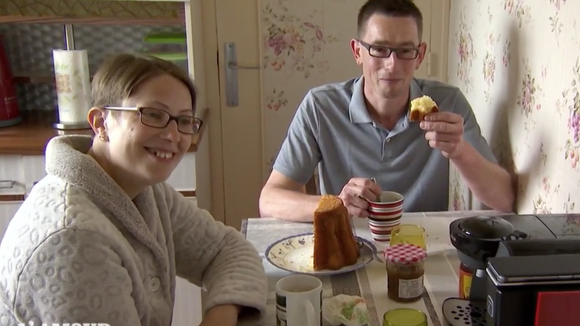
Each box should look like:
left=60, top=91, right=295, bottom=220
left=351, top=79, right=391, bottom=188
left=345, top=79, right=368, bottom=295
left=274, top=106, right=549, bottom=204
left=449, top=141, right=472, bottom=163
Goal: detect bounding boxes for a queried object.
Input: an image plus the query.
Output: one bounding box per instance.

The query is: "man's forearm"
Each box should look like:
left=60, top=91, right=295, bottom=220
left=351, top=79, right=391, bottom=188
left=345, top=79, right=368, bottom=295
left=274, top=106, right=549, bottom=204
left=259, top=187, right=320, bottom=222
left=451, top=143, right=515, bottom=212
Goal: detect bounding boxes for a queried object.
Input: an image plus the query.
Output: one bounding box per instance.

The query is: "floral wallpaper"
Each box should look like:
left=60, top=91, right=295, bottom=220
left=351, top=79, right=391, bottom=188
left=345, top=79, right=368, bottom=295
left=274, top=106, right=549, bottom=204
left=447, top=0, right=580, bottom=214
left=259, top=0, right=365, bottom=180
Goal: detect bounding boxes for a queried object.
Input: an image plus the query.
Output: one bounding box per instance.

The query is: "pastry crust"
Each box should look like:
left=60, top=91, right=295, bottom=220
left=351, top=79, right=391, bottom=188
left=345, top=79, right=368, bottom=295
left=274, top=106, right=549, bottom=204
left=409, top=95, right=439, bottom=122
left=313, top=195, right=360, bottom=271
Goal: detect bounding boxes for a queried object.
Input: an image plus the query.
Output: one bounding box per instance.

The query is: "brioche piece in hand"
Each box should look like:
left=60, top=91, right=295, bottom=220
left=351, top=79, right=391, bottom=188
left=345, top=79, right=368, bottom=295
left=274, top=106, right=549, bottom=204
left=313, top=195, right=359, bottom=271
left=409, top=95, right=439, bottom=122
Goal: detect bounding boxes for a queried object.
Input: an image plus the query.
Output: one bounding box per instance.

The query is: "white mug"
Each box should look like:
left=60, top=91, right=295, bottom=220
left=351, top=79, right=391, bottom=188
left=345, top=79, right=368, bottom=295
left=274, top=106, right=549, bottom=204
left=275, top=275, right=322, bottom=326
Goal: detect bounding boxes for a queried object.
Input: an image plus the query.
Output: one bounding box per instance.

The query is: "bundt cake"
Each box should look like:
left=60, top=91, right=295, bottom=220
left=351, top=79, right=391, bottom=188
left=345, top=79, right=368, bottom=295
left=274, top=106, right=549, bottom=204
left=313, top=195, right=360, bottom=271
left=409, top=95, right=439, bottom=122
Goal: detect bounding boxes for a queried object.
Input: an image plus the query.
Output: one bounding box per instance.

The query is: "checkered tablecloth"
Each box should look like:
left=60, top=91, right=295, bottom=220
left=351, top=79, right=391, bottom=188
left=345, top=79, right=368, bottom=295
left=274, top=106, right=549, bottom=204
left=241, top=211, right=497, bottom=326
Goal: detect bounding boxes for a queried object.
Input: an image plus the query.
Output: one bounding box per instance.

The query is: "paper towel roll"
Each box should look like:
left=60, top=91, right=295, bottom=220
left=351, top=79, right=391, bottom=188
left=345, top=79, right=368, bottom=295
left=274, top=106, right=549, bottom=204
left=53, top=49, right=91, bottom=124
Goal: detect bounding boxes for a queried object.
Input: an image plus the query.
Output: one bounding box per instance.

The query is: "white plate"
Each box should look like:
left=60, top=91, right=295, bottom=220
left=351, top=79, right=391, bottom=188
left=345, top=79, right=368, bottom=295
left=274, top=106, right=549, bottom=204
left=265, top=233, right=378, bottom=276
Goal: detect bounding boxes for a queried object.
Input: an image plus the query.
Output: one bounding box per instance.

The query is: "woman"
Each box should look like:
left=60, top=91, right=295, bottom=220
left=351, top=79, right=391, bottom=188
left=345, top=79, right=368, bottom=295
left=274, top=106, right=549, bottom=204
left=0, top=53, right=267, bottom=325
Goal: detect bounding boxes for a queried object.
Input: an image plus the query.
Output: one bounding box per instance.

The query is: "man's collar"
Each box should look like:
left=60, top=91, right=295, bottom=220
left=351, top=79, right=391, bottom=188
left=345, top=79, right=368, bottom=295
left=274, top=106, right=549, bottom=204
left=349, top=77, right=425, bottom=124
left=408, top=78, right=424, bottom=106
left=349, top=76, right=372, bottom=123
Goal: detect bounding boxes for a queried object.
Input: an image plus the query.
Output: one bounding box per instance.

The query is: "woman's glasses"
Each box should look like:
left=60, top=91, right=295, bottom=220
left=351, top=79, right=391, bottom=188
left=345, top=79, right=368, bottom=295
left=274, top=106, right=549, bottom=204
left=104, top=106, right=203, bottom=135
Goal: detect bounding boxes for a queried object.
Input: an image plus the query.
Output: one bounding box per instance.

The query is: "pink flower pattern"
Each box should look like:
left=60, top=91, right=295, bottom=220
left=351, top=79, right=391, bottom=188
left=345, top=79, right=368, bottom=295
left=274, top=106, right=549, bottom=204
left=265, top=88, right=288, bottom=111
left=449, top=1, right=580, bottom=214
left=483, top=53, right=496, bottom=85
left=564, top=59, right=580, bottom=168
left=516, top=59, right=542, bottom=118
left=533, top=195, right=553, bottom=214
left=262, top=2, right=338, bottom=78
left=549, top=0, right=566, bottom=42
left=455, top=10, right=475, bottom=91
left=450, top=169, right=467, bottom=211
left=502, top=39, right=511, bottom=68
left=504, top=0, right=531, bottom=28
left=550, top=0, right=566, bottom=10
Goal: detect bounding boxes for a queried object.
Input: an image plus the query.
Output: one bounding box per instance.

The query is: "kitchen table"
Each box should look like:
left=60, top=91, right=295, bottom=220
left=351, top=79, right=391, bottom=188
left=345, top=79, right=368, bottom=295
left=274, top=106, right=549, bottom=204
left=240, top=210, right=502, bottom=326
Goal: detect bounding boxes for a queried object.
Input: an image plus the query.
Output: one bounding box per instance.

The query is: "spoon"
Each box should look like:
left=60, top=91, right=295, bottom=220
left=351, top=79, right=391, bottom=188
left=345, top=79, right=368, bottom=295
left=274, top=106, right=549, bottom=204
left=357, top=177, right=380, bottom=203
left=370, top=177, right=380, bottom=201
left=356, top=239, right=383, bottom=263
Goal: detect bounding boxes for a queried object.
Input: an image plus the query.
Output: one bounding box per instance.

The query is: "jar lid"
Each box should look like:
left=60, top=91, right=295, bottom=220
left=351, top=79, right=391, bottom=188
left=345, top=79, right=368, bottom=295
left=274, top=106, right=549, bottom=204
left=384, top=244, right=426, bottom=264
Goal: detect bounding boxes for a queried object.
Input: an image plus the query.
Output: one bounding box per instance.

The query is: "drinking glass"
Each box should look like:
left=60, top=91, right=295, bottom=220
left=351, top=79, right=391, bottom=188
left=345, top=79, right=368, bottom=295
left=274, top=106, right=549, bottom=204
left=383, top=308, right=427, bottom=326
left=389, top=224, right=427, bottom=250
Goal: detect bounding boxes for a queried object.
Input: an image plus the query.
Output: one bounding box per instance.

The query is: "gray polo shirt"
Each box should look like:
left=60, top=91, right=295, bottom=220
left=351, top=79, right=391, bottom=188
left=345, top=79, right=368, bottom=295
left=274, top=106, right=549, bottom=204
left=273, top=76, right=497, bottom=212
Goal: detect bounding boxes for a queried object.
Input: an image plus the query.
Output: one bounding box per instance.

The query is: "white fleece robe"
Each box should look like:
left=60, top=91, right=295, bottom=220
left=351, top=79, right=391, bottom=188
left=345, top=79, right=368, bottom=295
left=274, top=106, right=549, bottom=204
left=0, top=135, right=267, bottom=325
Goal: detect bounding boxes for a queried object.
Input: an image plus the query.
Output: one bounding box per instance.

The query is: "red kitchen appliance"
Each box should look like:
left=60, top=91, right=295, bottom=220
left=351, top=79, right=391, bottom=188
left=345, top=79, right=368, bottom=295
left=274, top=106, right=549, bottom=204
left=535, top=290, right=580, bottom=326
left=0, top=34, right=21, bottom=127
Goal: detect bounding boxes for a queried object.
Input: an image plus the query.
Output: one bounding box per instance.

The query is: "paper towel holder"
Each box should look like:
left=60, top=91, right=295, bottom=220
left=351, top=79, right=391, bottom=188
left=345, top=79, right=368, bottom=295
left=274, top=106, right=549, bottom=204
left=53, top=24, right=91, bottom=130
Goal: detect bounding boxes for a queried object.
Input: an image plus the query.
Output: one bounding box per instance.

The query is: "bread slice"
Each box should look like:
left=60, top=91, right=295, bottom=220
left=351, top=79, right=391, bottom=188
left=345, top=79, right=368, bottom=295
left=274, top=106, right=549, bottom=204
left=313, top=195, right=359, bottom=271
left=409, top=95, right=439, bottom=122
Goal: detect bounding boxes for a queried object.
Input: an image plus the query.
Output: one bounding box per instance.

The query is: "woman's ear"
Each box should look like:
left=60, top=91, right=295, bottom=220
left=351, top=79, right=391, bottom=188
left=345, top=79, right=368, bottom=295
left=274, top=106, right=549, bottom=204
left=88, top=107, right=108, bottom=141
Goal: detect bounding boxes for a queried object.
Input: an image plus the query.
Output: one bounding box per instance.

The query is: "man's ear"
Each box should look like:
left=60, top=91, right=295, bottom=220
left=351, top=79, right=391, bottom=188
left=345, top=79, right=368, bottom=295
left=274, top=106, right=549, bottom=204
left=87, top=107, right=108, bottom=140
left=350, top=38, right=364, bottom=66
left=415, top=42, right=428, bottom=70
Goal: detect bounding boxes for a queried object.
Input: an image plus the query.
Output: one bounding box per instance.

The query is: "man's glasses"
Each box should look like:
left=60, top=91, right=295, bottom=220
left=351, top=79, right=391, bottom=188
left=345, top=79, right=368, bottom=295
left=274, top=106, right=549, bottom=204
left=104, top=106, right=203, bottom=135
left=357, top=40, right=420, bottom=60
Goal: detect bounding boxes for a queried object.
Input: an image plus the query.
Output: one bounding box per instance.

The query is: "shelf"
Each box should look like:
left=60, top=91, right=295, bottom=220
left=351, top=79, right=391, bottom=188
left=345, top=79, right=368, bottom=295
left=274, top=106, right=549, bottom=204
left=0, top=16, right=183, bottom=25
left=0, top=108, right=208, bottom=155
left=115, top=0, right=190, bottom=2
left=0, top=0, right=185, bottom=25
left=14, top=72, right=58, bottom=84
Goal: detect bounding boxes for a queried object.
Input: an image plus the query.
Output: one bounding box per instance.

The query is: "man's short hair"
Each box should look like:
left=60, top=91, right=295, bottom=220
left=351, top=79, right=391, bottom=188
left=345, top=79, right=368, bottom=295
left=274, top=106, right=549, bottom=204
left=357, top=0, right=424, bottom=41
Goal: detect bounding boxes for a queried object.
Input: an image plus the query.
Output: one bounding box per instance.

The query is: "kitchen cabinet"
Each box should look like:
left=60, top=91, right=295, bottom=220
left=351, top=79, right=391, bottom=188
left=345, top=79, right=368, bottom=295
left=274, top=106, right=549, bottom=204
left=0, top=154, right=27, bottom=239
left=0, top=201, right=22, bottom=240
left=2, top=0, right=208, bottom=323
left=0, top=155, right=25, bottom=196
left=0, top=151, right=198, bottom=222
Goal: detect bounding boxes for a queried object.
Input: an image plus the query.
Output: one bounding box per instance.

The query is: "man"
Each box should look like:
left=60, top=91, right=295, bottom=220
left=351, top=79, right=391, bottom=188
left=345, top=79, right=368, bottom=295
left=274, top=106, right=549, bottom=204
left=259, top=0, right=515, bottom=222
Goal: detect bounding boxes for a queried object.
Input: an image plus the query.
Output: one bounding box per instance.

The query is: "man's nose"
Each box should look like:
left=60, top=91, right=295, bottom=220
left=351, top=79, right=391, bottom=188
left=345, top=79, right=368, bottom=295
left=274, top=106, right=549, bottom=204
left=383, top=52, right=403, bottom=71
left=383, top=54, right=396, bottom=70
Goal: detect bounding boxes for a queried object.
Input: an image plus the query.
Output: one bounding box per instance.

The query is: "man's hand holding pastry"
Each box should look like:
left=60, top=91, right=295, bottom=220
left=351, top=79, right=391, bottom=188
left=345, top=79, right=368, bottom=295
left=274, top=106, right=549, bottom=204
left=420, top=111, right=466, bottom=159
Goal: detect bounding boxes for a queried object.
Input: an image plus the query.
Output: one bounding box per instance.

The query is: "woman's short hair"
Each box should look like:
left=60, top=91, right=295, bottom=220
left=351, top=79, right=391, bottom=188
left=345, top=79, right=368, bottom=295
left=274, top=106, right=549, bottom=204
left=91, top=53, right=197, bottom=113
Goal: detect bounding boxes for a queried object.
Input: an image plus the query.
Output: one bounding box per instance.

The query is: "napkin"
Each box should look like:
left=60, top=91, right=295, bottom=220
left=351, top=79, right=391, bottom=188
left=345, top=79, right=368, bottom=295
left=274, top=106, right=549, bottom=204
left=322, top=294, right=371, bottom=326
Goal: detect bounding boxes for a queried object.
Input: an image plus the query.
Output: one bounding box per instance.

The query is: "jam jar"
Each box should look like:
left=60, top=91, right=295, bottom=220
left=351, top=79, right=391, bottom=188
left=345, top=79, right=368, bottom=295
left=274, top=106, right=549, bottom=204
left=384, top=243, right=427, bottom=303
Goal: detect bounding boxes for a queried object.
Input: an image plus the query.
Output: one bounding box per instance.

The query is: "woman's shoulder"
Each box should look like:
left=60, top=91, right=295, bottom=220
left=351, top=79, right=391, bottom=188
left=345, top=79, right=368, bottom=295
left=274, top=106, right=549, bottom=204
left=0, top=180, right=129, bottom=313
left=7, top=175, right=122, bottom=246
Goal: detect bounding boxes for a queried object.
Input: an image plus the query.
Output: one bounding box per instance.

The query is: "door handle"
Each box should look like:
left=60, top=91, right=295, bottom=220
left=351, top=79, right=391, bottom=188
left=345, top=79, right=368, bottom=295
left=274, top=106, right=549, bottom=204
left=224, top=42, right=261, bottom=107
left=0, top=180, right=15, bottom=189
left=228, top=62, right=260, bottom=70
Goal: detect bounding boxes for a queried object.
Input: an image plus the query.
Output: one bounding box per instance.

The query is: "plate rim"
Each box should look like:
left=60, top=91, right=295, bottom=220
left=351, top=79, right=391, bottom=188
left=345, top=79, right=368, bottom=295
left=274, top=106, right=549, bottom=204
left=264, top=232, right=378, bottom=276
